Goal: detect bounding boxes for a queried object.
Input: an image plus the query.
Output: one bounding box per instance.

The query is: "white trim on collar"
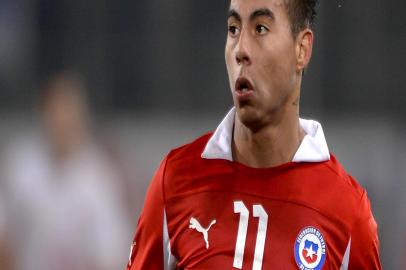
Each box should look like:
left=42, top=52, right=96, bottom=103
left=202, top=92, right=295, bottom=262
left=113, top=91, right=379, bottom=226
left=201, top=108, right=330, bottom=163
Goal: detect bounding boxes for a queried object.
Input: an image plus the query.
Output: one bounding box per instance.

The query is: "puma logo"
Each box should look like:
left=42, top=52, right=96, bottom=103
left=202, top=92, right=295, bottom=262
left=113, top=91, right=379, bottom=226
left=189, top=217, right=216, bottom=249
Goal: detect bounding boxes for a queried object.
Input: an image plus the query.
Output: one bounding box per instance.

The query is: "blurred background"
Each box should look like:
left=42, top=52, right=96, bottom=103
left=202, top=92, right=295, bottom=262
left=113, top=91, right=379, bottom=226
left=0, top=0, right=405, bottom=269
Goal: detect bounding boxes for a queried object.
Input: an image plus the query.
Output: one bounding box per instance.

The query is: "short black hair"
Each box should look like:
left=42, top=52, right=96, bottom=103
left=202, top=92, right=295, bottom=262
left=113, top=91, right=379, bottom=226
left=285, top=0, right=318, bottom=36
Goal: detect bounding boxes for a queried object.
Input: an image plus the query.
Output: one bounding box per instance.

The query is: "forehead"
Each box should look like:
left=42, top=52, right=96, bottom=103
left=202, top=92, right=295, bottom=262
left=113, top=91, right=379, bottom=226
left=229, top=0, right=287, bottom=16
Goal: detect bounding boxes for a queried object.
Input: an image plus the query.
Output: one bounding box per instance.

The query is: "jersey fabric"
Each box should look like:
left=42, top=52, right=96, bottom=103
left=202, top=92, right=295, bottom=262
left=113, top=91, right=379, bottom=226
left=127, top=108, right=381, bottom=270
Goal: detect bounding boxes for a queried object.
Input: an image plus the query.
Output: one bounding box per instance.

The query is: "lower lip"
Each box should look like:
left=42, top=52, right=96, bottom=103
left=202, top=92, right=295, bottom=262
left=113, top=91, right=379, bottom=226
left=235, top=89, right=254, bottom=101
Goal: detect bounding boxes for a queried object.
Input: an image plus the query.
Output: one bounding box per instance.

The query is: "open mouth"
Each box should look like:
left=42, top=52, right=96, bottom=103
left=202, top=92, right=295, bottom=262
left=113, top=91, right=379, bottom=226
left=235, top=77, right=254, bottom=93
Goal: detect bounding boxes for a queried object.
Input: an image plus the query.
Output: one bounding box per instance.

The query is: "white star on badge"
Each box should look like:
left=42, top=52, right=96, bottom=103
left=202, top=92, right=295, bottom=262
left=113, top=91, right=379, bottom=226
left=305, top=245, right=316, bottom=260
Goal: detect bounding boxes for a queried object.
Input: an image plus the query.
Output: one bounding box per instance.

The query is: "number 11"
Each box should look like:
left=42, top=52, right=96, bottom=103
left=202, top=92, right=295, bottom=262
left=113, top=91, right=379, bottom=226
left=233, top=201, right=268, bottom=270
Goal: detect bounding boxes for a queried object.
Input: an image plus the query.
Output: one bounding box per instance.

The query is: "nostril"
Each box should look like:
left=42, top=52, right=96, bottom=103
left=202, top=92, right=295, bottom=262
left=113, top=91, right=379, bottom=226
left=236, top=55, right=250, bottom=65
left=235, top=48, right=250, bottom=65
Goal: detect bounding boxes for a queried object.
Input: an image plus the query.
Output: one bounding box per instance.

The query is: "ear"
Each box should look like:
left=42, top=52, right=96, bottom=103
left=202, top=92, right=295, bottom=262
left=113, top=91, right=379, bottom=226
left=295, top=29, right=314, bottom=71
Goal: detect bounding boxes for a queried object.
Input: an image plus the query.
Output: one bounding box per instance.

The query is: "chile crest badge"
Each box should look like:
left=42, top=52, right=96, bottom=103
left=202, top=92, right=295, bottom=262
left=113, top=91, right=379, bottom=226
left=294, top=227, right=326, bottom=270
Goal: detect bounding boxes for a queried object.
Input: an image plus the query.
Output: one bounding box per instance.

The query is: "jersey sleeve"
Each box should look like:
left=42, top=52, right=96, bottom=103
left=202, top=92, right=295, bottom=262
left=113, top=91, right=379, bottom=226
left=348, top=190, right=382, bottom=270
left=126, top=157, right=176, bottom=270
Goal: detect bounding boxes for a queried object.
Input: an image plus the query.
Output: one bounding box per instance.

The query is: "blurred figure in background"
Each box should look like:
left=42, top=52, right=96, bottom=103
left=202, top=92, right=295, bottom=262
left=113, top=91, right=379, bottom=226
left=0, top=191, right=12, bottom=269
left=1, top=71, right=132, bottom=270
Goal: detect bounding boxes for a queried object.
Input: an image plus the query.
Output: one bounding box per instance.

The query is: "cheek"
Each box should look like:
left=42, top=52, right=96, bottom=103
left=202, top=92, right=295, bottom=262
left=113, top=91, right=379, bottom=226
left=225, top=45, right=237, bottom=86
left=261, top=46, right=296, bottom=83
left=256, top=54, right=296, bottom=103
left=225, top=44, right=234, bottom=72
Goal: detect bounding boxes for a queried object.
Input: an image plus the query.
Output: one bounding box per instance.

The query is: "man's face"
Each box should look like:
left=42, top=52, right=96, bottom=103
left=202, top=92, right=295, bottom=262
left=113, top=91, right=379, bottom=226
left=225, top=0, right=303, bottom=129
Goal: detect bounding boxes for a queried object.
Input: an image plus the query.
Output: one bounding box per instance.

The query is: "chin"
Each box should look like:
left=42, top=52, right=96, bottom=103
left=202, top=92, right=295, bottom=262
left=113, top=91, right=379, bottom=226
left=236, top=105, right=264, bottom=131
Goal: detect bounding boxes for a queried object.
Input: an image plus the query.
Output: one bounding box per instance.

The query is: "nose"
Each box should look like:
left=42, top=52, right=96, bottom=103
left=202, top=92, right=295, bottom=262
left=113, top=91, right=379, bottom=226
left=235, top=31, right=252, bottom=66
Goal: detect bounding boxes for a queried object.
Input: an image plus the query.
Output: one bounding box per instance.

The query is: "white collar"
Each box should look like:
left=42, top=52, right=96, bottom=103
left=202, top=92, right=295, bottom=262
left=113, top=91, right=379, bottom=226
left=201, top=108, right=330, bottom=163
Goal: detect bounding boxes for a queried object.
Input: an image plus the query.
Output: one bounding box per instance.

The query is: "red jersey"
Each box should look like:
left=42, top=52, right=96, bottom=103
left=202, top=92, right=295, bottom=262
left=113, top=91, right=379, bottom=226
left=127, top=109, right=381, bottom=270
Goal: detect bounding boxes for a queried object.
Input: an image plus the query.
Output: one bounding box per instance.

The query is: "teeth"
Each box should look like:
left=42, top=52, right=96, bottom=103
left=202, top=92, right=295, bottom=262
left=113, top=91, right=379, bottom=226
left=242, top=87, right=248, bottom=92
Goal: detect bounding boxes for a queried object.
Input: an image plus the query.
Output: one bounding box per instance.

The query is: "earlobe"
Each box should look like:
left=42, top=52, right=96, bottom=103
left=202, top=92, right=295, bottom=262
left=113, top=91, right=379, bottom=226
left=296, top=29, right=313, bottom=71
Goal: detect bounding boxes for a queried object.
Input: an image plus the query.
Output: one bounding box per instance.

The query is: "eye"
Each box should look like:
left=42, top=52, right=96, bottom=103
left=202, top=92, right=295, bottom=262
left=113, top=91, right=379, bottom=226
left=255, top=24, right=269, bottom=35
left=228, top=25, right=240, bottom=36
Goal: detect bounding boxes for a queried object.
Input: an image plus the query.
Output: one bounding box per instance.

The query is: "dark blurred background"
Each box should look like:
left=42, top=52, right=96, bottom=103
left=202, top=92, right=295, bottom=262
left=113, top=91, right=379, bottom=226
left=0, top=0, right=405, bottom=269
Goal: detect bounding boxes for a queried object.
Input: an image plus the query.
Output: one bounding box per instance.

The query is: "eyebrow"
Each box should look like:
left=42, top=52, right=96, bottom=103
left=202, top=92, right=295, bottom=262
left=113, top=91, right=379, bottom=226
left=250, top=8, right=275, bottom=21
left=227, top=8, right=275, bottom=22
left=228, top=9, right=241, bottom=22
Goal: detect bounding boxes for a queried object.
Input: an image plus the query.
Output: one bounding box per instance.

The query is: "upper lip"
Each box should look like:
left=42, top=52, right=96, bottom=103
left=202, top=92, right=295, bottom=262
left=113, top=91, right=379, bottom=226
left=235, top=77, right=254, bottom=92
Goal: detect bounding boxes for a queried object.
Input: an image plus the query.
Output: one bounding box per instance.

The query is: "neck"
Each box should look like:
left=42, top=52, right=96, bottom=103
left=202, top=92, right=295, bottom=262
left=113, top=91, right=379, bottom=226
left=232, top=102, right=305, bottom=168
